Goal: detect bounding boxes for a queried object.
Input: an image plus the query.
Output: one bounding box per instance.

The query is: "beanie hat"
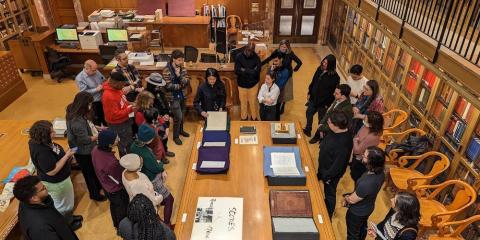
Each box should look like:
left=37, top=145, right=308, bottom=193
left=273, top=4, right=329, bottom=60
left=110, top=71, right=128, bottom=82
left=146, top=73, right=166, bottom=87
left=137, top=124, right=155, bottom=142
left=119, top=154, right=141, bottom=171
left=98, top=129, right=117, bottom=149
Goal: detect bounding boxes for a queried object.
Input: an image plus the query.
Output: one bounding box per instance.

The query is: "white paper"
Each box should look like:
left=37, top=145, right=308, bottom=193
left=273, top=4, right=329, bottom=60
left=140, top=60, right=154, bottom=66
left=53, top=119, right=67, bottom=130
left=270, top=152, right=300, bottom=176
left=205, top=112, right=227, bottom=131
left=234, top=138, right=238, bottom=144
left=182, top=213, right=188, bottom=222
left=272, top=167, right=300, bottom=176
left=200, top=161, right=226, bottom=168
left=197, top=141, right=201, bottom=149
left=203, top=142, right=226, bottom=147
left=192, top=163, right=197, bottom=170
left=239, top=135, right=258, bottom=145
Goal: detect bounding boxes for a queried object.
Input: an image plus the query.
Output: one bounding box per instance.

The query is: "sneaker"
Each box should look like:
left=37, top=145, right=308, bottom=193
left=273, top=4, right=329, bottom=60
left=70, top=219, right=83, bottom=231
left=73, top=215, right=83, bottom=222
left=174, top=138, right=182, bottom=145
left=161, top=158, right=170, bottom=164
left=165, top=151, right=175, bottom=157
left=302, top=128, right=311, bottom=137
left=180, top=131, right=190, bottom=137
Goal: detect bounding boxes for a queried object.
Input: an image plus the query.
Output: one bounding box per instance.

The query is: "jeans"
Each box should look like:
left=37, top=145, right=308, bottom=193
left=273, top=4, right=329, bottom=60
left=74, top=154, right=103, bottom=200
left=323, top=177, right=341, bottom=218
left=305, top=102, right=327, bottom=133
left=171, top=99, right=186, bottom=139
left=43, top=177, right=75, bottom=223
left=91, top=101, right=107, bottom=126
left=108, top=119, right=133, bottom=157
left=346, top=209, right=370, bottom=240
left=105, top=188, right=129, bottom=228
left=260, top=104, right=277, bottom=121
left=238, top=84, right=259, bottom=120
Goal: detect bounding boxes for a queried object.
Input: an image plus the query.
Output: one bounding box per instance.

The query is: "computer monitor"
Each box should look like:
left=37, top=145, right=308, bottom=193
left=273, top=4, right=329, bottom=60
left=56, top=28, right=78, bottom=41
left=107, top=28, right=128, bottom=42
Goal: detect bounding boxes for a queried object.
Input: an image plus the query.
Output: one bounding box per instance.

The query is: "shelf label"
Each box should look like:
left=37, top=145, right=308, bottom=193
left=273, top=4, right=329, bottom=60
left=182, top=213, right=187, bottom=222
left=318, top=214, right=324, bottom=224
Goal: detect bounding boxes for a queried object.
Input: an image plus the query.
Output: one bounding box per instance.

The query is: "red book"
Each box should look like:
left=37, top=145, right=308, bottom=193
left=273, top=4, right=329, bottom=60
left=423, top=70, right=436, bottom=88
left=455, top=98, right=467, bottom=115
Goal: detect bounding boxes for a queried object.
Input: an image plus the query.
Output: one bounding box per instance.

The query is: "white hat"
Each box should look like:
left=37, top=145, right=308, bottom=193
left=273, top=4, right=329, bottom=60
left=119, top=154, right=142, bottom=171
left=146, top=72, right=166, bottom=87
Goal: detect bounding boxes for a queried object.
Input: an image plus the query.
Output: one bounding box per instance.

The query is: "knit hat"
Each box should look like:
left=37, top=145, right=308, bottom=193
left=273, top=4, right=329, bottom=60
left=119, top=154, right=142, bottom=171
left=110, top=71, right=128, bottom=82
left=98, top=129, right=117, bottom=149
left=146, top=73, right=166, bottom=87
left=137, top=124, right=155, bottom=142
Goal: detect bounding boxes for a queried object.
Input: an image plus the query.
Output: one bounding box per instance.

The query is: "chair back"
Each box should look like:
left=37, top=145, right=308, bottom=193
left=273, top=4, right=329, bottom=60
left=184, top=45, right=199, bottom=63
left=186, top=76, right=204, bottom=107
left=426, top=153, right=450, bottom=179
left=200, top=53, right=217, bottom=63
left=221, top=76, right=234, bottom=109
left=445, top=183, right=476, bottom=213
left=383, top=109, right=408, bottom=132
left=227, top=15, right=242, bottom=34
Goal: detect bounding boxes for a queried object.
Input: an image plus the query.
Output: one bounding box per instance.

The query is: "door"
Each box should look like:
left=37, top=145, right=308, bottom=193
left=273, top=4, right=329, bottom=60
left=273, top=0, right=322, bottom=43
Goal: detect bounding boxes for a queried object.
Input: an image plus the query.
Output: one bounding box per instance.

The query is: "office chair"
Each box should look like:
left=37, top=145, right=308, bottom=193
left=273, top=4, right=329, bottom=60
left=99, top=45, right=118, bottom=65
left=45, top=47, right=71, bottom=83
left=184, top=46, right=199, bottom=63
left=200, top=53, right=218, bottom=63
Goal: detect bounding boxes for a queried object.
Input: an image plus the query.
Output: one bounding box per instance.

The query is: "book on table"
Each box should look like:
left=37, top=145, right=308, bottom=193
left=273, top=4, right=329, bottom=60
left=263, top=146, right=306, bottom=186
left=271, top=123, right=297, bottom=144
left=205, top=111, right=227, bottom=131
left=239, top=126, right=256, bottom=134
left=197, top=130, right=230, bottom=174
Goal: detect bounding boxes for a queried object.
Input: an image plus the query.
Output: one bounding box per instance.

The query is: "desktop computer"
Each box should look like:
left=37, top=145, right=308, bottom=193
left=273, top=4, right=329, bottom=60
left=106, top=28, right=128, bottom=50
left=56, top=28, right=80, bottom=49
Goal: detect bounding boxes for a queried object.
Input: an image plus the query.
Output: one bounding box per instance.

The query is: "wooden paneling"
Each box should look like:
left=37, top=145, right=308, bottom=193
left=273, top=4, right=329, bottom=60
left=49, top=0, right=77, bottom=25
left=0, top=52, right=27, bottom=111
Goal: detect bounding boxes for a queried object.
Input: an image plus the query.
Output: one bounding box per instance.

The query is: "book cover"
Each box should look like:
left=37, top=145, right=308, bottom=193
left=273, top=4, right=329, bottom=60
left=270, top=190, right=312, bottom=217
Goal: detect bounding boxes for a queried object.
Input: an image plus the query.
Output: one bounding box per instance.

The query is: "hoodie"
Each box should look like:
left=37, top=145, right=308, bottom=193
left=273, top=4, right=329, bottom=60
left=308, top=54, right=340, bottom=108
left=102, top=81, right=133, bottom=124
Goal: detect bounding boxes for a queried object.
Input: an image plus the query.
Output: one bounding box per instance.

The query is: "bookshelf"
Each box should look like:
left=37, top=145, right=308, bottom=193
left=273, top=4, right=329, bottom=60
left=414, top=69, right=438, bottom=112
left=0, top=0, right=34, bottom=49
left=402, top=59, right=423, bottom=98
left=328, top=0, right=347, bottom=54
left=392, top=49, right=411, bottom=87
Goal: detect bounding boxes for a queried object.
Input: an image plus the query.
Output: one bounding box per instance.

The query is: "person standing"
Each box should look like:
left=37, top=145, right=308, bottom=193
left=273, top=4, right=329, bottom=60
left=13, top=176, right=79, bottom=240
left=235, top=42, right=261, bottom=120
left=114, top=51, right=144, bottom=102
left=269, top=52, right=290, bottom=120
left=343, top=146, right=386, bottom=240
left=257, top=71, right=280, bottom=121
left=162, top=50, right=191, bottom=145
left=102, top=71, right=136, bottom=156
left=317, top=110, right=353, bottom=218
left=309, top=84, right=353, bottom=144
left=28, top=120, right=82, bottom=230
left=346, top=64, right=368, bottom=105
left=91, top=129, right=130, bottom=230
left=66, top=91, right=106, bottom=202
left=75, top=59, right=107, bottom=126
left=352, top=79, right=385, bottom=134
left=194, top=68, right=227, bottom=118
left=303, top=54, right=340, bottom=137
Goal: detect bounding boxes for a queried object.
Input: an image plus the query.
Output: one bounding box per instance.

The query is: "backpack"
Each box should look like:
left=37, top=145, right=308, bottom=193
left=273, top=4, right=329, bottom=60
left=385, top=135, right=430, bottom=168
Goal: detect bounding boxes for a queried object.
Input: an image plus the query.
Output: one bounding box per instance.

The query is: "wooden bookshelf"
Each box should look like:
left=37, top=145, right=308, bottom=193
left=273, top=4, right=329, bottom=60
left=0, top=0, right=34, bottom=49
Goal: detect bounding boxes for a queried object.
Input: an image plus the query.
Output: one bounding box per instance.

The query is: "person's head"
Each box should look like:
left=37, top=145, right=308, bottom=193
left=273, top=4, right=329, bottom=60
left=271, top=51, right=283, bottom=68
left=365, top=111, right=384, bottom=135
left=349, top=64, right=364, bottom=80
left=135, top=91, right=155, bottom=112
left=362, top=146, right=385, bottom=174
left=29, top=120, right=53, bottom=146
left=321, top=54, right=337, bottom=73
left=392, top=191, right=421, bottom=227
left=115, top=51, right=128, bottom=67
left=84, top=60, right=98, bottom=76
left=109, top=71, right=129, bottom=90
left=363, top=79, right=380, bottom=98
left=327, top=110, right=349, bottom=131
left=120, top=153, right=143, bottom=172
left=146, top=73, right=166, bottom=90
left=97, top=129, right=118, bottom=151
left=127, top=194, right=166, bottom=239
left=265, top=71, right=276, bottom=86
left=278, top=39, right=291, bottom=53
left=334, top=84, right=351, bottom=101
left=244, top=42, right=256, bottom=57
left=205, top=68, right=221, bottom=86
left=143, top=108, right=159, bottom=125
left=137, top=124, right=155, bottom=144
left=13, top=176, right=49, bottom=204
left=170, top=49, right=185, bottom=67
left=66, top=91, right=93, bottom=121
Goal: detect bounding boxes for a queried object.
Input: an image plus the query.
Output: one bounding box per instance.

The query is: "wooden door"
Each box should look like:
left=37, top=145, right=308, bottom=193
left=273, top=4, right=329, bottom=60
left=273, top=0, right=322, bottom=43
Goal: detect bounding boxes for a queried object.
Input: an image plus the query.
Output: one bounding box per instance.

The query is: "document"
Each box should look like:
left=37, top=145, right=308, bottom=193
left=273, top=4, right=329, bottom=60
left=369, top=222, right=387, bottom=240
left=239, top=135, right=258, bottom=145
left=53, top=119, right=67, bottom=130
left=140, top=60, right=154, bottom=66
left=156, top=61, right=168, bottom=67
left=270, top=152, right=300, bottom=176
left=205, top=111, right=227, bottom=131
left=200, top=161, right=226, bottom=168
left=203, top=142, right=226, bottom=147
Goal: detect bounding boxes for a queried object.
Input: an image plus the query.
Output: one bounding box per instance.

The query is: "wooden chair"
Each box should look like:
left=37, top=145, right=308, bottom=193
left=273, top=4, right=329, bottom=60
left=221, top=76, right=234, bottom=113
left=382, top=109, right=408, bottom=134
left=428, top=215, right=480, bottom=240
left=414, top=180, right=477, bottom=234
left=389, top=151, right=450, bottom=191
left=227, top=15, right=242, bottom=35
left=379, top=128, right=426, bottom=160
left=185, top=76, right=204, bottom=108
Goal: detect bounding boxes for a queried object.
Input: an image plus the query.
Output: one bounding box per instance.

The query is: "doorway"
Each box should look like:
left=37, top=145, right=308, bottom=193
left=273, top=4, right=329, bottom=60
left=273, top=0, right=322, bottom=43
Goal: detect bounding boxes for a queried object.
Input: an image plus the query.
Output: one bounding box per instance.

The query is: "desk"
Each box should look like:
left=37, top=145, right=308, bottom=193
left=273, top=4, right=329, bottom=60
left=174, top=121, right=335, bottom=240
left=0, top=120, right=67, bottom=239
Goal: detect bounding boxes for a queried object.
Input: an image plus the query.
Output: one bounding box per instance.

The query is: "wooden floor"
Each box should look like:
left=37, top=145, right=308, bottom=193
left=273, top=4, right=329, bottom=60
left=0, top=46, right=390, bottom=240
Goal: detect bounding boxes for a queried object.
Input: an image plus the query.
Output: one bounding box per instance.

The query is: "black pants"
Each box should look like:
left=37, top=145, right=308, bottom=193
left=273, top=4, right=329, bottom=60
left=323, top=177, right=341, bottom=218
left=105, top=188, right=129, bottom=229
left=74, top=154, right=103, bottom=200
left=108, top=119, right=133, bottom=157
left=161, top=194, right=175, bottom=225
left=350, top=158, right=367, bottom=183
left=92, top=101, right=107, bottom=126
left=171, top=99, right=186, bottom=139
left=260, top=104, right=277, bottom=121
left=275, top=102, right=285, bottom=120
left=346, top=209, right=370, bottom=240
left=162, top=137, right=169, bottom=152
left=305, top=102, right=327, bottom=133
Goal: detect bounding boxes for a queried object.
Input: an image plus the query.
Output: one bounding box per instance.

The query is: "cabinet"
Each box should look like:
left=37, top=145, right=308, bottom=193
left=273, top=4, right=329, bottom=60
left=0, top=0, right=34, bottom=49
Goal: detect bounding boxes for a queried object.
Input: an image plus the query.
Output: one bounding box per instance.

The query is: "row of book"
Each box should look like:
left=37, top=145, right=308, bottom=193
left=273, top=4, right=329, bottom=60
left=446, top=118, right=467, bottom=144
left=466, top=137, right=480, bottom=168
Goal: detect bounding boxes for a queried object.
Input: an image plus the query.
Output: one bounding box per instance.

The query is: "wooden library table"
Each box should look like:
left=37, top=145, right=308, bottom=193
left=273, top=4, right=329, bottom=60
left=174, top=121, right=334, bottom=240
left=0, top=120, right=67, bottom=240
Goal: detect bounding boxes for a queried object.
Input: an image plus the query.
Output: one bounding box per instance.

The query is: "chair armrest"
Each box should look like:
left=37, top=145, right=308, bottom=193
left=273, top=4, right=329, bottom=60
left=414, top=181, right=453, bottom=198
left=386, top=149, right=404, bottom=165
left=407, top=175, right=432, bottom=190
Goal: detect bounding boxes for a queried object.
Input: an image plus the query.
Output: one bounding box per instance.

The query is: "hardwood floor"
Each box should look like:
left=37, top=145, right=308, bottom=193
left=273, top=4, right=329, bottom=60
left=0, top=46, right=390, bottom=240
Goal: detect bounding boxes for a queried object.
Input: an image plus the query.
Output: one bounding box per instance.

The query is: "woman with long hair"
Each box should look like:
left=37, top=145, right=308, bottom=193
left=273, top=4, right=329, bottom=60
left=193, top=68, right=227, bottom=118
left=350, top=111, right=385, bottom=183
left=118, top=194, right=176, bottom=240
left=66, top=91, right=105, bottom=201
left=28, top=120, right=83, bottom=230
left=368, top=191, right=420, bottom=240
left=352, top=79, right=385, bottom=134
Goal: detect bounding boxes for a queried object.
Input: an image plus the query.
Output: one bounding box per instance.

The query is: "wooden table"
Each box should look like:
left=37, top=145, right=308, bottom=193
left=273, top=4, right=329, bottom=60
left=174, top=121, right=335, bottom=240
left=0, top=120, right=67, bottom=240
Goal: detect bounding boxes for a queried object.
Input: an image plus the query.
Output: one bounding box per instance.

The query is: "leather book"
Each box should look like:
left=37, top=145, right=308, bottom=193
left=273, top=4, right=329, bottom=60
left=269, top=190, right=312, bottom=217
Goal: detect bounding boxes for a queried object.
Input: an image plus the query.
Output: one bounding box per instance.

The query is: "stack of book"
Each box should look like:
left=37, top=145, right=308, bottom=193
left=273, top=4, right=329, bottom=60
left=263, top=147, right=306, bottom=186
left=271, top=123, right=297, bottom=144
left=197, top=112, right=230, bottom=174
left=269, top=190, right=319, bottom=240
left=466, top=137, right=480, bottom=163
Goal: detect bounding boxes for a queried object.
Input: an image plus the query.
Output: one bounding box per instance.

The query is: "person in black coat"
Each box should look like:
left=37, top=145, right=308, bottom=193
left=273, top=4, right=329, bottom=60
left=194, top=68, right=227, bottom=118
left=303, top=54, right=340, bottom=137
left=234, top=42, right=261, bottom=120
left=13, top=176, right=79, bottom=240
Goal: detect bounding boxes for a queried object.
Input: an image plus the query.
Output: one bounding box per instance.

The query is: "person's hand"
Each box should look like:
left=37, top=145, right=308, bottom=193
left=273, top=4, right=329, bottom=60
left=162, top=171, right=167, bottom=181
left=201, top=111, right=208, bottom=118
left=354, top=137, right=359, bottom=143
left=96, top=85, right=103, bottom=92
left=353, top=107, right=360, bottom=114
left=270, top=65, right=276, bottom=71
left=175, top=67, right=181, bottom=77
left=241, top=67, right=245, bottom=72
left=129, top=105, right=137, bottom=112
left=91, top=135, right=98, bottom=142
left=367, top=228, right=377, bottom=238
left=135, top=87, right=144, bottom=92
left=65, top=148, right=75, bottom=157
left=341, top=198, right=347, bottom=207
